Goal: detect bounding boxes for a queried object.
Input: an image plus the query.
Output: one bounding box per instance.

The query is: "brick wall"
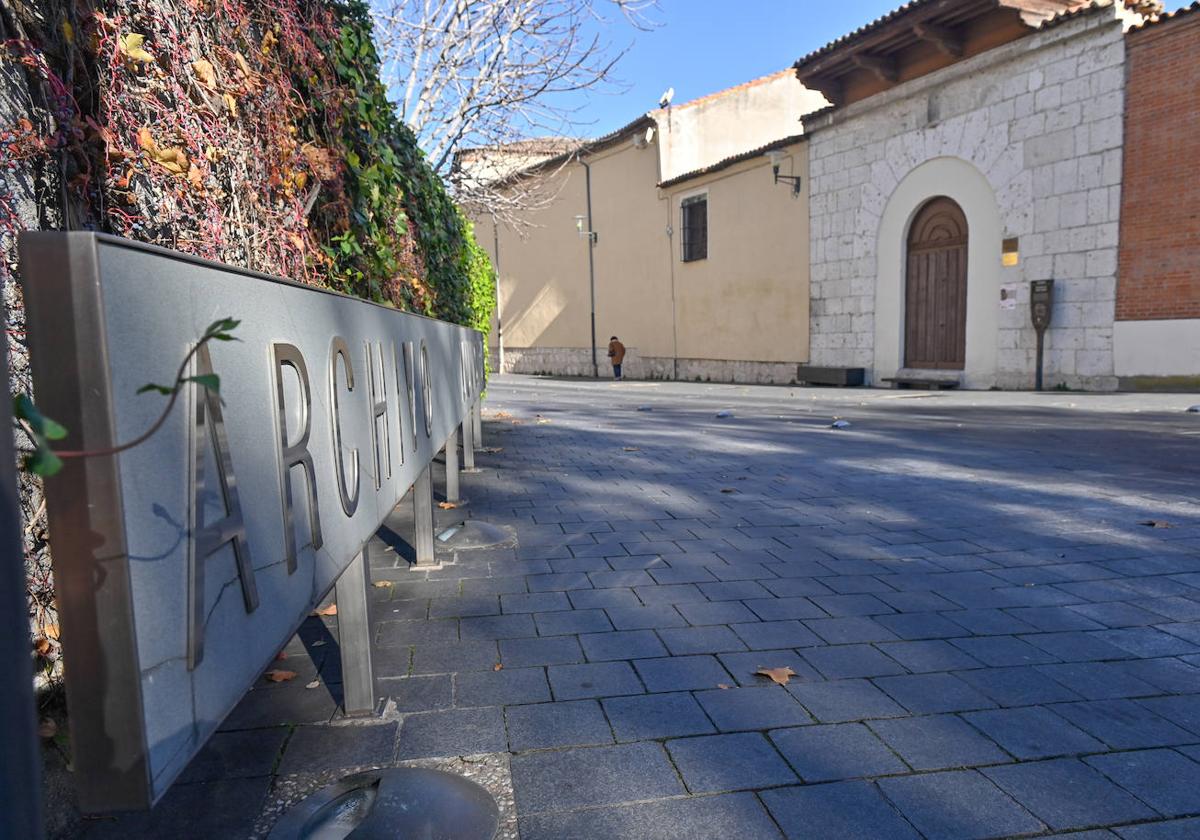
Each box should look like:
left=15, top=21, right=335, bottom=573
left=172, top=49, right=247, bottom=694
left=1117, top=8, right=1200, bottom=321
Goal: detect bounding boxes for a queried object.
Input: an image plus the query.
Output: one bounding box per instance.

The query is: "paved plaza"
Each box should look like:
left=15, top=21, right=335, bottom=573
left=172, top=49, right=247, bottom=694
left=82, top=376, right=1200, bottom=838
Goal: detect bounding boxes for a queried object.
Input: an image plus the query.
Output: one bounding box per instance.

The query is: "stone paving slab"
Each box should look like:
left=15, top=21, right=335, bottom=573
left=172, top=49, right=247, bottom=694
left=76, top=378, right=1200, bottom=838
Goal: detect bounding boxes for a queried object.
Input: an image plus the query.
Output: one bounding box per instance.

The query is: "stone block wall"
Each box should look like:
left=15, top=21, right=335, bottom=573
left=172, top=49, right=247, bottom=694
left=491, top=347, right=802, bottom=384
left=806, top=8, right=1129, bottom=390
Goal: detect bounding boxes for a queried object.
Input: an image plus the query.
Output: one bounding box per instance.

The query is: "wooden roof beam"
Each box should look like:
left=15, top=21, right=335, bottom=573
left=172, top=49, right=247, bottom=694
left=850, top=53, right=899, bottom=83
left=913, top=22, right=964, bottom=56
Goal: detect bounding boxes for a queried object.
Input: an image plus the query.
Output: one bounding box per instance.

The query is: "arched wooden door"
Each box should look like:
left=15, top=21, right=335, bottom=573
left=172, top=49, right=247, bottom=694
left=905, top=197, right=968, bottom=370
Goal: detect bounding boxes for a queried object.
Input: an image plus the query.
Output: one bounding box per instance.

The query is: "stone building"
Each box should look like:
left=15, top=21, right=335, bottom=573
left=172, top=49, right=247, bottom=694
left=800, top=0, right=1159, bottom=390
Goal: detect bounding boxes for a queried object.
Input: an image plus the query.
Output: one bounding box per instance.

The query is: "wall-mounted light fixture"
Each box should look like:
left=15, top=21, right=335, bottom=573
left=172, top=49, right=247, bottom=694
left=574, top=214, right=598, bottom=244
left=766, top=150, right=802, bottom=197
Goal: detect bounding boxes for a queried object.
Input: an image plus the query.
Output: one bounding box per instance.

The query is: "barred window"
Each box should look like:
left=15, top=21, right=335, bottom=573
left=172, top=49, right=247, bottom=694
left=681, top=195, right=708, bottom=262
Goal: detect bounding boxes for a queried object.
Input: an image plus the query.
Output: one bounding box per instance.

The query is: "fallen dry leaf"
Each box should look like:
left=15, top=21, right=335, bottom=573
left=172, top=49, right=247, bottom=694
left=755, top=666, right=797, bottom=686
left=493, top=663, right=504, bottom=671
left=192, top=58, right=217, bottom=89
left=186, top=163, right=204, bottom=190
left=438, top=501, right=459, bottom=510
left=222, top=92, right=238, bottom=118
left=372, top=581, right=393, bottom=589
left=38, top=719, right=57, bottom=739
left=232, top=51, right=252, bottom=77
left=1141, top=520, right=1173, bottom=529
left=264, top=669, right=297, bottom=683
left=275, top=651, right=288, bottom=661
left=717, top=683, right=732, bottom=690
left=313, top=604, right=337, bottom=617
left=312, top=639, right=327, bottom=647
left=720, top=488, right=737, bottom=494
left=39, top=623, right=60, bottom=640
left=305, top=679, right=320, bottom=690
left=34, top=637, right=52, bottom=657
left=623, top=447, right=640, bottom=452
left=536, top=418, right=551, bottom=425
left=119, top=33, right=155, bottom=64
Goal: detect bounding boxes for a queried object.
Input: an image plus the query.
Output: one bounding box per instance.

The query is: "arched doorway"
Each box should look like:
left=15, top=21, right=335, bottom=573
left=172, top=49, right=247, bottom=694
left=905, top=197, right=968, bottom=370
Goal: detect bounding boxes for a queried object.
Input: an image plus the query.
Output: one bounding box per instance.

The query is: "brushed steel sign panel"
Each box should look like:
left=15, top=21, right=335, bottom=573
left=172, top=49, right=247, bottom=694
left=18, top=233, right=485, bottom=811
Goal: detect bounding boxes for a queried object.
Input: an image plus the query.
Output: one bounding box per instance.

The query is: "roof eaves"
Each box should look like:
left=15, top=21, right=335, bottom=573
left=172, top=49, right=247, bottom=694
left=481, top=114, right=654, bottom=188
left=657, top=133, right=807, bottom=189
left=1129, top=0, right=1199, bottom=31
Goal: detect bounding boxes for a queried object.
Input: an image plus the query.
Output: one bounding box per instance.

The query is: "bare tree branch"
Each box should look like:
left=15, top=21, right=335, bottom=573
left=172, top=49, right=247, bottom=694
left=371, top=0, right=659, bottom=226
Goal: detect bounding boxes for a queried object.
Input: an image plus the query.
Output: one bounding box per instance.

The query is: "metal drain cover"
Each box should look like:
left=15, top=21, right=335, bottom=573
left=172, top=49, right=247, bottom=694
left=267, top=768, right=498, bottom=840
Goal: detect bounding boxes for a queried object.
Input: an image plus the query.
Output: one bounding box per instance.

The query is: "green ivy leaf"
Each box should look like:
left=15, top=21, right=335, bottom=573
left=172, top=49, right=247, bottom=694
left=136, top=383, right=174, bottom=396
left=24, top=443, right=63, bottom=477
left=183, top=374, right=221, bottom=394
left=13, top=394, right=68, bottom=440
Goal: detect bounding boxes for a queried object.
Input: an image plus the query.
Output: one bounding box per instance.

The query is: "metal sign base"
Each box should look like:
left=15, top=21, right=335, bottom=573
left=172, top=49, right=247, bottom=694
left=266, top=768, right=499, bottom=840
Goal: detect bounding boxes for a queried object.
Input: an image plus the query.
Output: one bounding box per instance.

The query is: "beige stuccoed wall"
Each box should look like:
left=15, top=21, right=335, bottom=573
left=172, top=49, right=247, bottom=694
left=474, top=135, right=812, bottom=381
left=665, top=142, right=810, bottom=366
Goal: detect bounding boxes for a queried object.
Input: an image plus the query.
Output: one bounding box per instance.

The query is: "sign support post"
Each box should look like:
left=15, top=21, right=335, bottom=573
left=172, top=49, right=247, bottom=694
left=413, top=466, right=436, bottom=565
left=444, top=429, right=460, bottom=503
left=335, top=545, right=376, bottom=715
left=462, top=413, right=476, bottom=472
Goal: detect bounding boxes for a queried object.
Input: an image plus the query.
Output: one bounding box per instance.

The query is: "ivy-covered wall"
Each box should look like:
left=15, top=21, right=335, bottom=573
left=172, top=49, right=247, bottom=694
left=0, top=0, right=494, bottom=669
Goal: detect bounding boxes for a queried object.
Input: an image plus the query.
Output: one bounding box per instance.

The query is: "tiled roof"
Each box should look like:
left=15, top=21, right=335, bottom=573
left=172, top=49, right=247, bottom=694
left=1129, top=0, right=1200, bottom=31
left=658, top=134, right=806, bottom=189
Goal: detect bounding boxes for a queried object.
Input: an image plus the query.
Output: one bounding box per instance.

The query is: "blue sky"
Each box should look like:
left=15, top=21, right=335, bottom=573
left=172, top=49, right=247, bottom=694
left=569, top=0, right=1191, bottom=138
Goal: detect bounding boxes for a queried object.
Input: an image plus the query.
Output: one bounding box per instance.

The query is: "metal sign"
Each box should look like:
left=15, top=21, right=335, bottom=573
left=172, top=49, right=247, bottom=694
left=18, top=233, right=485, bottom=813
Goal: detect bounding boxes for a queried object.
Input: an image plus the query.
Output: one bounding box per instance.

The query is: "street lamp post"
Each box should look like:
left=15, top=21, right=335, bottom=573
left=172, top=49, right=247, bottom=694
left=576, top=157, right=599, bottom=379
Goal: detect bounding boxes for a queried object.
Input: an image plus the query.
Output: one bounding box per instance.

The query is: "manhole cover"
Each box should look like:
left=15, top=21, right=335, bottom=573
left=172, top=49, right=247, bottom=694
left=267, top=768, right=498, bottom=839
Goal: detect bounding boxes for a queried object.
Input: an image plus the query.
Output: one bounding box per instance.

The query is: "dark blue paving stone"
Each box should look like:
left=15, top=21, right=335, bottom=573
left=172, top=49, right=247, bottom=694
left=276, top=721, right=397, bottom=775
left=635, top=583, right=709, bottom=604
left=706, top=561, right=776, bottom=581
left=1035, top=663, right=1159, bottom=700
left=762, top=577, right=836, bottom=598
left=499, top=635, right=583, bottom=667
left=460, top=575, right=528, bottom=596
left=603, top=691, right=716, bottom=742
left=879, top=769, right=1044, bottom=839
left=568, top=587, right=642, bottom=610
left=502, top=591, right=572, bottom=613
left=961, top=707, right=1106, bottom=759
left=548, top=661, right=644, bottom=700
left=381, top=675, right=453, bottom=712
left=983, top=759, right=1158, bottom=831
left=803, top=644, right=908, bottom=679
left=1068, top=602, right=1171, bottom=628
left=579, top=629, right=668, bottom=661
left=732, top=620, right=823, bottom=649
left=955, top=666, right=1083, bottom=706
left=459, top=613, right=537, bottom=640
left=945, top=609, right=1038, bottom=635
left=427, top=595, right=500, bottom=619
left=876, top=640, right=983, bottom=673
left=719, top=651, right=822, bottom=687
left=410, top=640, right=499, bottom=674
left=1137, top=694, right=1200, bottom=736
left=761, top=781, right=921, bottom=840
left=694, top=686, right=812, bottom=731
left=81, top=777, right=271, bottom=840
left=1096, top=628, right=1200, bottom=658
left=1058, top=580, right=1141, bottom=602
left=875, top=612, right=971, bottom=640
left=455, top=666, right=550, bottom=707
left=1114, top=818, right=1200, bottom=839
left=376, top=619, right=459, bottom=647
left=951, top=636, right=1062, bottom=667
left=810, top=594, right=895, bottom=617
left=606, top=555, right=668, bottom=571
left=824, top=575, right=896, bottom=594
left=1052, top=699, right=1197, bottom=749
left=177, top=729, right=288, bottom=783
left=771, top=723, right=908, bottom=782
left=788, top=679, right=908, bottom=723
left=874, top=673, right=997, bottom=714
left=698, top=580, right=774, bottom=601
left=220, top=682, right=339, bottom=730
left=396, top=706, right=507, bottom=758
left=667, top=732, right=797, bottom=793
left=518, top=791, right=784, bottom=840
left=525, top=572, right=593, bottom=592
left=1160, top=622, right=1200, bottom=645
left=533, top=608, right=613, bottom=636
left=1134, top=597, right=1200, bottom=622
left=658, top=625, right=748, bottom=655
left=745, top=597, right=828, bottom=621
left=868, top=714, right=1009, bottom=771
left=1004, top=606, right=1107, bottom=632
left=1118, top=658, right=1200, bottom=694
left=1086, top=749, right=1200, bottom=817
left=1022, top=632, right=1136, bottom=663
left=505, top=699, right=614, bottom=751
left=648, top=565, right=718, bottom=585
left=588, top=569, right=656, bottom=588
left=605, top=604, right=687, bottom=630
left=677, top=600, right=761, bottom=625
left=509, top=742, right=684, bottom=813
left=376, top=597, right=429, bottom=619
left=805, top=617, right=899, bottom=645
left=635, top=655, right=733, bottom=692
left=877, top=591, right=963, bottom=613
